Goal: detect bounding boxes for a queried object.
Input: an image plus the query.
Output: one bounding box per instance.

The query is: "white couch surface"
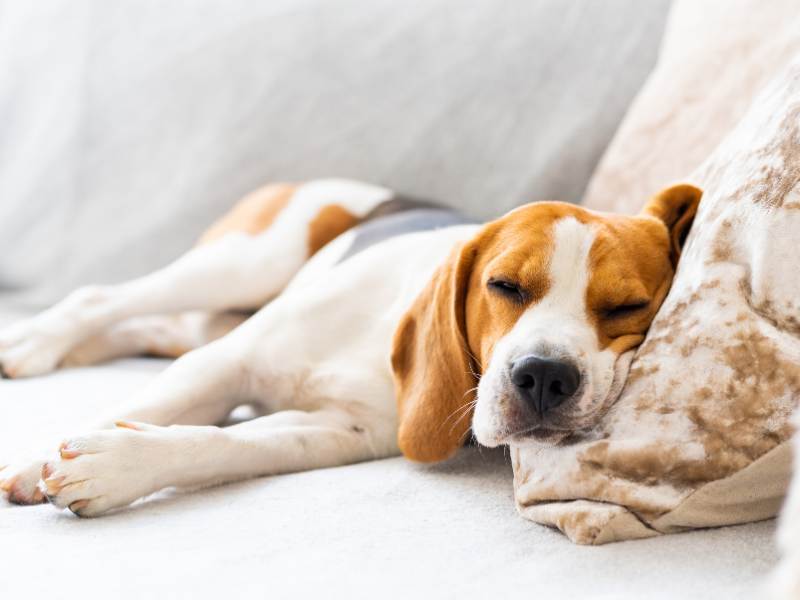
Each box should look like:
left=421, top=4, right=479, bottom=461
left=0, top=355, right=779, bottom=599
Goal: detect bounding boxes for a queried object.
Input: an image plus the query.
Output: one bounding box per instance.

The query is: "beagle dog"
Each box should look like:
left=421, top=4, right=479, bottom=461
left=0, top=178, right=700, bottom=516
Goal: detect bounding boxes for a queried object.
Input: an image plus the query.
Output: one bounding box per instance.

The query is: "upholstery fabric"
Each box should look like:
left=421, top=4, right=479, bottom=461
left=0, top=0, right=669, bottom=308
left=582, top=0, right=800, bottom=215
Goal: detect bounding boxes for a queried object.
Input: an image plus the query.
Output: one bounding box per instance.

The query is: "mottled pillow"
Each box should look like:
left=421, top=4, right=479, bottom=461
left=511, top=58, right=800, bottom=544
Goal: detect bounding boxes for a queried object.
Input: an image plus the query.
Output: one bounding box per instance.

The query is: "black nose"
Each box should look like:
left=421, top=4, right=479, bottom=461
left=510, top=356, right=581, bottom=416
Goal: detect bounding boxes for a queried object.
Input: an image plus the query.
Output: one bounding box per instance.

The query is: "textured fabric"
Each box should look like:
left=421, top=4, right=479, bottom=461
left=0, top=349, right=780, bottom=600
left=0, top=0, right=669, bottom=308
left=583, top=0, right=800, bottom=214
left=513, top=58, right=800, bottom=545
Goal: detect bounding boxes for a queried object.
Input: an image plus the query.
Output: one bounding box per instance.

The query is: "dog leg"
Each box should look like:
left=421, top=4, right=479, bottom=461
left=61, top=311, right=248, bottom=367
left=0, top=179, right=390, bottom=378
left=0, top=233, right=294, bottom=378
left=2, top=334, right=253, bottom=505
left=41, top=407, right=392, bottom=517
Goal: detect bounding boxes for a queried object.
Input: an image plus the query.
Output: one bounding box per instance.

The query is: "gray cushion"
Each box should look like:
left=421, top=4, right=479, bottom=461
left=0, top=0, right=669, bottom=306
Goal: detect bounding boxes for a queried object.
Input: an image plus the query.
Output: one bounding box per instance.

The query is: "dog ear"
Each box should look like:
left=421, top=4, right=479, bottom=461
left=641, top=183, right=703, bottom=265
left=391, top=241, right=479, bottom=463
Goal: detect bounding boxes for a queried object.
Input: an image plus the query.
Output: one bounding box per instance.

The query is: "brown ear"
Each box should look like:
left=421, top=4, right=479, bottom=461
left=641, top=183, right=703, bottom=265
left=391, top=242, right=478, bottom=463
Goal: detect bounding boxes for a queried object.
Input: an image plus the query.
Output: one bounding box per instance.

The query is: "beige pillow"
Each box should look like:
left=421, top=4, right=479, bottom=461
left=583, top=0, right=800, bottom=215
left=512, top=57, right=800, bottom=544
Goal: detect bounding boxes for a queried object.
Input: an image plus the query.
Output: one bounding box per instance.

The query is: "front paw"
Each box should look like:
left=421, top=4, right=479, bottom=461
left=0, top=460, right=47, bottom=505
left=41, top=423, right=164, bottom=517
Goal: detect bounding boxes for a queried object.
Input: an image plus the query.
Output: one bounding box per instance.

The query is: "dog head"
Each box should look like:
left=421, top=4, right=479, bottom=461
left=391, top=184, right=702, bottom=462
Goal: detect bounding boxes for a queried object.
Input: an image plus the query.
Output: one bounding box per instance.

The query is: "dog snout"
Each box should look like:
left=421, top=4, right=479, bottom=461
left=509, top=355, right=581, bottom=417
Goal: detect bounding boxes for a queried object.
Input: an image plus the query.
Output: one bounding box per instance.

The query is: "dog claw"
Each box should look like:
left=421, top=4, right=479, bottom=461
left=58, top=442, right=81, bottom=460
left=42, top=475, right=66, bottom=495
left=68, top=499, right=90, bottom=514
left=115, top=420, right=144, bottom=431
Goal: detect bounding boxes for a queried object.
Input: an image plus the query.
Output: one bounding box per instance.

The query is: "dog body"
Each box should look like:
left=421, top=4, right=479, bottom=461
left=0, top=179, right=699, bottom=516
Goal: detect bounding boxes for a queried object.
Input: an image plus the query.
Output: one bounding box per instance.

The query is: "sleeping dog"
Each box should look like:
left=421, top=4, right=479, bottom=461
left=0, top=179, right=700, bottom=516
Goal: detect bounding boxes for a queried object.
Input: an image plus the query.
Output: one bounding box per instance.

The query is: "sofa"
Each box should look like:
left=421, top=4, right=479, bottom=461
left=0, top=2, right=783, bottom=598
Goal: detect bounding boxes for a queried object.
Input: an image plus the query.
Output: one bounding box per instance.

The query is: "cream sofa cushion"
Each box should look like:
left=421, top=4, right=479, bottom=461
left=583, top=0, right=800, bottom=215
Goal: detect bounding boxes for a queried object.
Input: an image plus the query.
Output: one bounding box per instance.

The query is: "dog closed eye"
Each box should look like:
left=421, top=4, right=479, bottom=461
left=487, top=278, right=527, bottom=303
left=602, top=301, right=650, bottom=319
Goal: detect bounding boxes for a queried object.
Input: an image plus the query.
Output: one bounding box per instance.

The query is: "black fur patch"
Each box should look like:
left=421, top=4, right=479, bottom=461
left=337, top=196, right=476, bottom=263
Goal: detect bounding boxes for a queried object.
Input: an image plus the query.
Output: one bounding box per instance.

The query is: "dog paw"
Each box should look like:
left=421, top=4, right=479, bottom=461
left=0, top=319, right=73, bottom=379
left=0, top=460, right=47, bottom=505
left=0, top=288, right=111, bottom=378
left=41, top=422, right=165, bottom=517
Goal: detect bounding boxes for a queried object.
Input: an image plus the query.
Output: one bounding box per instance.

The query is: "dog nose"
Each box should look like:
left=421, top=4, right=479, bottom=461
left=510, top=356, right=581, bottom=416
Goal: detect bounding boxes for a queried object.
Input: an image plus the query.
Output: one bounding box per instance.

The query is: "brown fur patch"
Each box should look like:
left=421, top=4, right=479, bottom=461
left=198, top=184, right=296, bottom=244
left=391, top=243, right=479, bottom=463
left=587, top=184, right=701, bottom=351
left=307, top=204, right=361, bottom=257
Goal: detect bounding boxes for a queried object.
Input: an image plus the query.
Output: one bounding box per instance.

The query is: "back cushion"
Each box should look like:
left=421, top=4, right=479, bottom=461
left=583, top=0, right=800, bottom=214
left=0, top=0, right=669, bottom=306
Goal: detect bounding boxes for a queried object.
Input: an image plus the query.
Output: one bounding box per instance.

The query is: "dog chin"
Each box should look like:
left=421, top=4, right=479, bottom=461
left=510, top=428, right=571, bottom=447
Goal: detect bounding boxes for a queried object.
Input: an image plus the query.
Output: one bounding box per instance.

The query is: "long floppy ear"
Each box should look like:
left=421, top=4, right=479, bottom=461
left=391, top=242, right=478, bottom=463
left=641, top=183, right=703, bottom=265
